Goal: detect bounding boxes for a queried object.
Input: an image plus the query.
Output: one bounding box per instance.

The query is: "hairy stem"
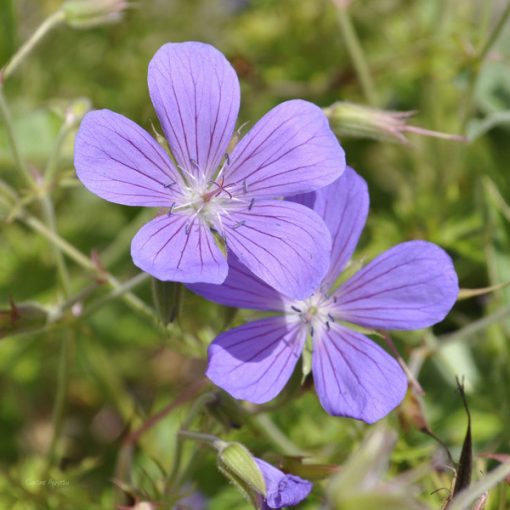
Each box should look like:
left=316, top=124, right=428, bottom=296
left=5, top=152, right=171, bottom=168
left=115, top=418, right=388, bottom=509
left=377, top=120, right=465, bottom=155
left=0, top=89, right=33, bottom=188
left=333, top=1, right=378, bottom=105
left=0, top=10, right=65, bottom=83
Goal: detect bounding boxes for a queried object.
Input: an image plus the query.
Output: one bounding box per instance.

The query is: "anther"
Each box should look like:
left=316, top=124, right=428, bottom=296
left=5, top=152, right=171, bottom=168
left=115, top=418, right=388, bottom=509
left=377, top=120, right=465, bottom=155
left=243, top=180, right=248, bottom=194
left=185, top=224, right=192, bottom=234
left=224, top=153, right=230, bottom=165
left=310, top=326, right=314, bottom=337
left=248, top=198, right=255, bottom=210
left=232, top=220, right=245, bottom=230
left=327, top=313, right=335, bottom=322
left=326, top=321, right=330, bottom=331
left=163, top=180, right=175, bottom=189
left=190, top=159, right=200, bottom=171
left=290, top=305, right=302, bottom=313
left=168, top=202, right=176, bottom=216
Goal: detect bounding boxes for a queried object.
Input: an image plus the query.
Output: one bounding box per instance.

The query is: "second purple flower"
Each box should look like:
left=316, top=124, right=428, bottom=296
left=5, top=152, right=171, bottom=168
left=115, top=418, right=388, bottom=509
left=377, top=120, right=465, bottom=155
left=74, top=41, right=346, bottom=299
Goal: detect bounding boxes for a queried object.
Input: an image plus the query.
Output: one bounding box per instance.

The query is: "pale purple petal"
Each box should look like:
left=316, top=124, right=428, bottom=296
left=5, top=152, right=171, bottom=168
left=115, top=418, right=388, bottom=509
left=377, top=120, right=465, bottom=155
left=131, top=213, right=228, bottom=283
left=206, top=317, right=306, bottom=404
left=75, top=109, right=181, bottom=206
left=312, top=325, right=407, bottom=423
left=223, top=100, right=345, bottom=198
left=254, top=458, right=312, bottom=509
left=187, top=253, right=285, bottom=311
left=333, top=241, right=459, bottom=329
left=148, top=42, right=240, bottom=177
left=223, top=200, right=331, bottom=300
left=312, top=167, right=369, bottom=289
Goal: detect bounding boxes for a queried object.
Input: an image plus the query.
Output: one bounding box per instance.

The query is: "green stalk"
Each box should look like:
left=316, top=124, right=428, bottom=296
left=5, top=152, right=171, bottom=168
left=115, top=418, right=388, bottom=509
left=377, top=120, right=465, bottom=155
left=19, top=213, right=160, bottom=324
left=45, top=329, right=72, bottom=469
left=461, top=0, right=510, bottom=130
left=476, top=1, right=510, bottom=65
left=165, top=393, right=218, bottom=492
left=44, top=123, right=74, bottom=186
left=0, top=89, right=33, bottom=188
left=333, top=2, right=378, bottom=105
left=439, top=303, right=510, bottom=347
left=41, top=196, right=72, bottom=296
left=250, top=413, right=309, bottom=457
left=0, top=10, right=65, bottom=83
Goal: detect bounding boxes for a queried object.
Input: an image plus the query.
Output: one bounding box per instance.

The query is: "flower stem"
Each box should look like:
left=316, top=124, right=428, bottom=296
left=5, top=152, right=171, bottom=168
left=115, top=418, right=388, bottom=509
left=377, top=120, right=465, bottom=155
left=45, top=329, right=73, bottom=469
left=0, top=10, right=65, bottom=83
left=41, top=196, right=72, bottom=296
left=250, top=413, right=309, bottom=457
left=19, top=212, right=160, bottom=324
left=0, top=88, right=33, bottom=188
left=461, top=0, right=510, bottom=130
left=178, top=430, right=223, bottom=448
left=438, top=302, right=510, bottom=347
left=333, top=1, right=378, bottom=105
left=44, top=122, right=74, bottom=186
left=476, top=1, right=510, bottom=65
left=165, top=392, right=218, bottom=492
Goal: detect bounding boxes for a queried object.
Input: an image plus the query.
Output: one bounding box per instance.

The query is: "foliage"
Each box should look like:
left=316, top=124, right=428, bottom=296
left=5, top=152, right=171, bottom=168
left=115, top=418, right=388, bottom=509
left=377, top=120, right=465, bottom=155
left=1, top=0, right=510, bottom=508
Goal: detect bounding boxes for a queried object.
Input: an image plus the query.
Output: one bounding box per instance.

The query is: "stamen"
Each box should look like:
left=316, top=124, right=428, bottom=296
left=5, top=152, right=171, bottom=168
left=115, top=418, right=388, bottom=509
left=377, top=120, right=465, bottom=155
left=185, top=224, right=192, bottom=234
left=333, top=296, right=337, bottom=303
left=224, top=152, right=230, bottom=165
left=290, top=305, right=302, bottom=313
left=243, top=180, right=248, bottom=194
left=168, top=202, right=176, bottom=216
left=190, top=159, right=200, bottom=171
left=248, top=198, right=255, bottom=210
left=163, top=180, right=175, bottom=189
left=310, top=326, right=314, bottom=337
left=327, top=313, right=335, bottom=322
left=232, top=220, right=245, bottom=230
left=325, top=321, right=330, bottom=331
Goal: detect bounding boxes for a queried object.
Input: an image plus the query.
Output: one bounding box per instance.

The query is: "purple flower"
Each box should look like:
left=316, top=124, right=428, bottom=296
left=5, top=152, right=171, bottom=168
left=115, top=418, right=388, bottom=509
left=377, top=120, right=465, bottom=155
left=74, top=42, right=345, bottom=299
left=254, top=458, right=312, bottom=509
left=189, top=167, right=459, bottom=423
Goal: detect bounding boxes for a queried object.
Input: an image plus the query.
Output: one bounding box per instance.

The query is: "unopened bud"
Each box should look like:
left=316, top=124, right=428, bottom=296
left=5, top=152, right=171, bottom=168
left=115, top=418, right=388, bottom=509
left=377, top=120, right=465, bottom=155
left=151, top=278, right=181, bottom=325
left=206, top=390, right=245, bottom=430
left=324, top=101, right=466, bottom=144
left=217, top=442, right=266, bottom=506
left=62, top=0, right=131, bottom=29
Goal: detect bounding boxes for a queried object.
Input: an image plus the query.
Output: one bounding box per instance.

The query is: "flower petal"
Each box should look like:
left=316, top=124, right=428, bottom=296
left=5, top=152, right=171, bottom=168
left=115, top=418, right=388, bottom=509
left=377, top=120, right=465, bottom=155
left=224, top=200, right=331, bottom=300
left=312, top=325, right=407, bottom=423
left=75, top=109, right=181, bottom=206
left=312, top=167, right=369, bottom=289
left=206, top=317, right=306, bottom=404
left=187, top=253, right=285, bottom=311
left=148, top=42, right=240, bottom=177
left=131, top=213, right=228, bottom=283
left=224, top=100, right=345, bottom=198
left=333, top=241, right=459, bottom=329
left=254, top=458, right=312, bottom=509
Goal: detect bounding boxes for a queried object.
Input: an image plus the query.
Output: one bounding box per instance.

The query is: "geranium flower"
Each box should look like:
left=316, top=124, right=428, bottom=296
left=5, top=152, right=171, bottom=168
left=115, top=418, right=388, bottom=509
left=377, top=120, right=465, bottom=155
left=189, top=167, right=459, bottom=423
left=254, top=458, right=312, bottom=509
left=74, top=42, right=345, bottom=299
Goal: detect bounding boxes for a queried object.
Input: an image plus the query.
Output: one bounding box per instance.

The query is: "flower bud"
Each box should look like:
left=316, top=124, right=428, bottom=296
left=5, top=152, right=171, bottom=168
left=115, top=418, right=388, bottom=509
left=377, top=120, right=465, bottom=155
left=324, top=101, right=466, bottom=144
left=216, top=442, right=266, bottom=507
left=324, top=101, right=413, bottom=143
left=62, top=0, right=130, bottom=29
left=206, top=390, right=245, bottom=430
left=151, top=278, right=181, bottom=325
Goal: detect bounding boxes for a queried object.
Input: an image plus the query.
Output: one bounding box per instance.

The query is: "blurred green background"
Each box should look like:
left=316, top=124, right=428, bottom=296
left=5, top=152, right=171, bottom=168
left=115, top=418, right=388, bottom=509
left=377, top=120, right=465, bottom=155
left=1, top=0, right=510, bottom=508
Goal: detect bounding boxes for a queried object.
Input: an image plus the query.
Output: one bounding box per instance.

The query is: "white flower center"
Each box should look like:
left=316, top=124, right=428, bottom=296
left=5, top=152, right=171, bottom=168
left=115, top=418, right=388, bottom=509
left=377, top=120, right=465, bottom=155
left=287, top=291, right=336, bottom=335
